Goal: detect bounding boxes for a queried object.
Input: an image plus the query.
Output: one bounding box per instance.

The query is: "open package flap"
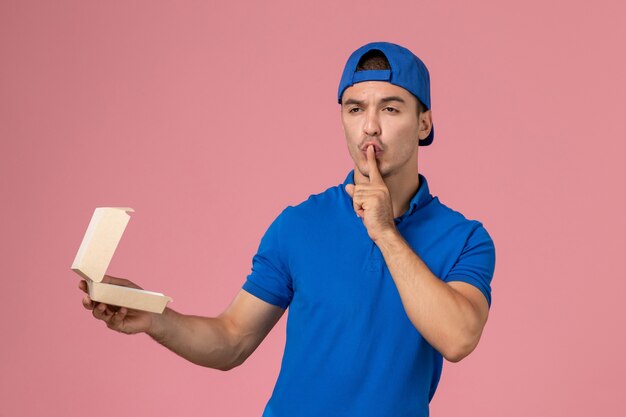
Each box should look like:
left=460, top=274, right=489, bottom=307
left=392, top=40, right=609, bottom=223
left=71, top=207, right=172, bottom=314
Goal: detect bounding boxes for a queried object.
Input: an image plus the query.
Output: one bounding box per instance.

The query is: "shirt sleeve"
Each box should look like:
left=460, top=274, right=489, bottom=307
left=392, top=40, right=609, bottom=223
left=242, top=208, right=293, bottom=309
left=443, top=222, right=496, bottom=308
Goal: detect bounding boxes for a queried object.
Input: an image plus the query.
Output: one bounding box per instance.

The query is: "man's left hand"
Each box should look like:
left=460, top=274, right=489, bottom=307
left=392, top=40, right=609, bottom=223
left=345, top=144, right=397, bottom=242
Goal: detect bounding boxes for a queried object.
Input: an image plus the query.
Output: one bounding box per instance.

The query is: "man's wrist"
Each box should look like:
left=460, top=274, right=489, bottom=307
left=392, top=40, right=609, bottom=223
left=147, top=307, right=172, bottom=343
left=374, top=226, right=402, bottom=247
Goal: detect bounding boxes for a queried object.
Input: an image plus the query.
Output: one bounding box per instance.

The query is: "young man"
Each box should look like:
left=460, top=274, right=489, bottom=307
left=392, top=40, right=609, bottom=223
left=80, top=41, right=496, bottom=417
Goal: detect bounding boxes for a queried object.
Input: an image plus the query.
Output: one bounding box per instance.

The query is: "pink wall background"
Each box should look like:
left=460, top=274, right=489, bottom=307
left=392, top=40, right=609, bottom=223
left=1, top=0, right=624, bottom=415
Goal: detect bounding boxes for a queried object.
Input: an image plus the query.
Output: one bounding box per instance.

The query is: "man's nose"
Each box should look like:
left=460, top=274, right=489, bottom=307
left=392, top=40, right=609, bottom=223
left=363, top=110, right=381, bottom=136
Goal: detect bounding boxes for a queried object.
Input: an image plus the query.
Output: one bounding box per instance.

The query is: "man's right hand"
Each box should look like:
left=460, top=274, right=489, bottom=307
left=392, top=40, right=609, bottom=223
left=79, top=275, right=157, bottom=335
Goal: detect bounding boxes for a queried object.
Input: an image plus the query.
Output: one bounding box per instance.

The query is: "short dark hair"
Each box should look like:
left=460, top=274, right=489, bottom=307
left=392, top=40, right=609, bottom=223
left=356, top=50, right=427, bottom=115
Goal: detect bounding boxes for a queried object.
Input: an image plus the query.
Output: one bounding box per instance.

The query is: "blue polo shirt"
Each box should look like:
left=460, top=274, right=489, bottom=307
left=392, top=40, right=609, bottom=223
left=242, top=170, right=496, bottom=417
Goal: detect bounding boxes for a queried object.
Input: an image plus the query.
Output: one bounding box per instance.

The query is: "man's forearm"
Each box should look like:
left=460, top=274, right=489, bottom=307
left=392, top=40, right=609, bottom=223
left=375, top=229, right=482, bottom=362
left=147, top=308, right=241, bottom=371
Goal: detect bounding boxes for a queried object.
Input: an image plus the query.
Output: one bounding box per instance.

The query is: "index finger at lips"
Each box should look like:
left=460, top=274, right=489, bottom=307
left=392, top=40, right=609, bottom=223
left=366, top=145, right=383, bottom=184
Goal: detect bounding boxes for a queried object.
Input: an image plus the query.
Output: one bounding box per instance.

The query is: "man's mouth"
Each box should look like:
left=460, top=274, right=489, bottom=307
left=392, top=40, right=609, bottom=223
left=361, top=142, right=383, bottom=158
left=361, top=147, right=383, bottom=158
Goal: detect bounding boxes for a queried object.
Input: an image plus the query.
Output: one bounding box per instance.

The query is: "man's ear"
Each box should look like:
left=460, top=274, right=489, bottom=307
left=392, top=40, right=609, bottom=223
left=418, top=110, right=433, bottom=140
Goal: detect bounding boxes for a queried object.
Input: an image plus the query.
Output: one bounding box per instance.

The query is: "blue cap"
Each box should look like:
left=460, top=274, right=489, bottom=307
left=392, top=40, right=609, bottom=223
left=338, top=42, right=434, bottom=146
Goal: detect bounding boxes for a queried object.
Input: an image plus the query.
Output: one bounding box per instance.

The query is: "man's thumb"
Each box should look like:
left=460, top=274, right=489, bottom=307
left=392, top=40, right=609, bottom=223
left=345, top=184, right=354, bottom=198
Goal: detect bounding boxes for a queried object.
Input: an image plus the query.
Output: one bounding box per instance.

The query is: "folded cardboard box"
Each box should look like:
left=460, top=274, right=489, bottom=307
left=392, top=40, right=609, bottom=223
left=71, top=207, right=172, bottom=314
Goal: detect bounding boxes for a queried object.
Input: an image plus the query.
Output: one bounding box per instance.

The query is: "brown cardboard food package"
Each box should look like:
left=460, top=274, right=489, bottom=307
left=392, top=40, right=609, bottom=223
left=71, top=207, right=172, bottom=314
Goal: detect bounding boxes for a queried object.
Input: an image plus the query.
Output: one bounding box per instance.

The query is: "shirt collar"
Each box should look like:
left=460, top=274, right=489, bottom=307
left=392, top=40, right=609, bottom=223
left=342, top=169, right=433, bottom=216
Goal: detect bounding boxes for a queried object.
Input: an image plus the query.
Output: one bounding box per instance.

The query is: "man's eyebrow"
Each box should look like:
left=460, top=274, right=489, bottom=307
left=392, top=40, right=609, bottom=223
left=342, top=96, right=406, bottom=106
left=380, top=96, right=406, bottom=104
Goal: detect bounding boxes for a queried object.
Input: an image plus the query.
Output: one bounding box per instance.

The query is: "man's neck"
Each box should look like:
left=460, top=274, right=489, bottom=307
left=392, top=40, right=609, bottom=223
left=354, top=164, right=420, bottom=219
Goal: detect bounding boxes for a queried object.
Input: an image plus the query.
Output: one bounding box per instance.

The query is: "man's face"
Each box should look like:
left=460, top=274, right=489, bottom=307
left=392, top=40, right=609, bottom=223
left=340, top=81, right=430, bottom=181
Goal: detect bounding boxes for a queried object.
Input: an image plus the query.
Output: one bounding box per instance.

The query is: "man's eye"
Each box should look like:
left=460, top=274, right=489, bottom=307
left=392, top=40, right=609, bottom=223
left=348, top=108, right=361, bottom=113
left=384, top=107, right=398, bottom=113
